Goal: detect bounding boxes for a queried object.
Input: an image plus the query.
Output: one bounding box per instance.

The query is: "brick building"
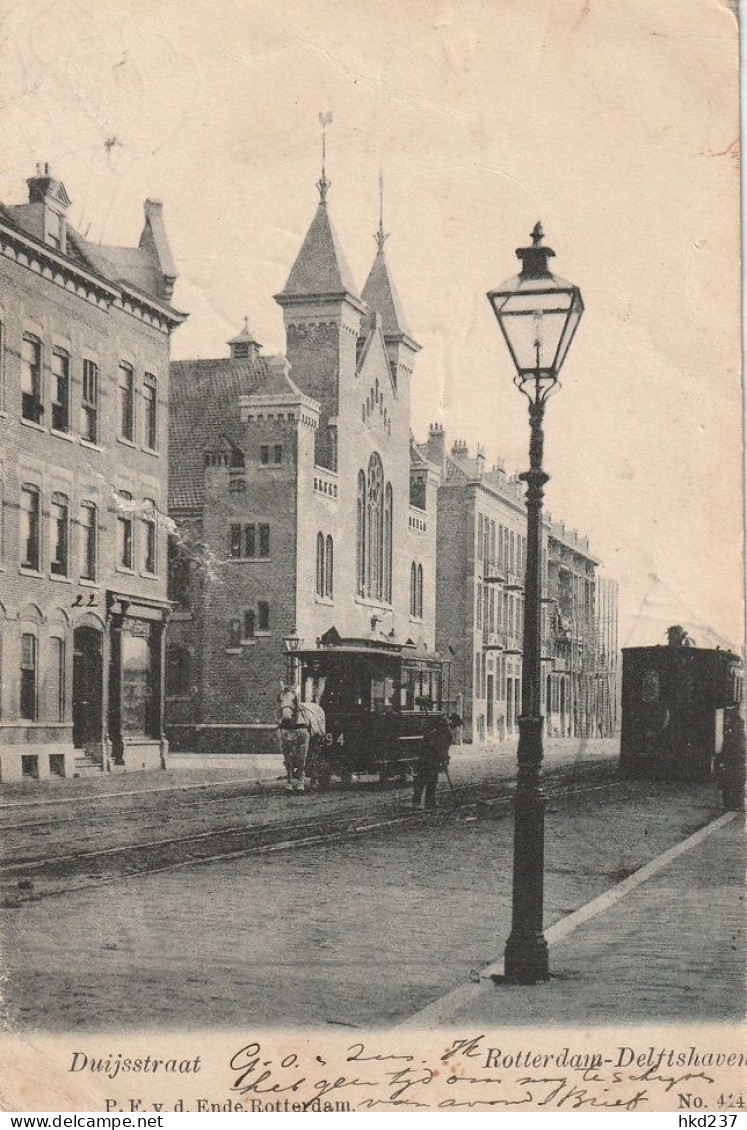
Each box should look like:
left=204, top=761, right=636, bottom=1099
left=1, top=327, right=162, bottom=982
left=426, top=429, right=618, bottom=743
left=0, top=165, right=184, bottom=781
left=167, top=181, right=439, bottom=751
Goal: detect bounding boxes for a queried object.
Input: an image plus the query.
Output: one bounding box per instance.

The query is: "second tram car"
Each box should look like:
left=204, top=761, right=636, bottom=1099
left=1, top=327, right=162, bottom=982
left=295, top=636, right=448, bottom=786
left=620, top=643, right=743, bottom=780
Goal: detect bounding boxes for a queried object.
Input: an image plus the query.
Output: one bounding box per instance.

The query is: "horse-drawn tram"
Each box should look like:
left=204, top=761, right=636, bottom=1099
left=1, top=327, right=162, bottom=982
left=620, top=639, right=743, bottom=781
left=294, top=636, right=447, bottom=787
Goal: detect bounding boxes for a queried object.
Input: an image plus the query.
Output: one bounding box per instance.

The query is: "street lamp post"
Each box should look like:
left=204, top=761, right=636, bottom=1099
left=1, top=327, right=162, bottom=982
left=487, top=223, right=583, bottom=984
left=282, top=627, right=304, bottom=685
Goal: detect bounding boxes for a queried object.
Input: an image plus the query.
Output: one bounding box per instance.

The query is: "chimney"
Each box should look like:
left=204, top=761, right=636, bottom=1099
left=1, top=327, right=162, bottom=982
left=451, top=438, right=468, bottom=458
left=140, top=198, right=177, bottom=301
left=426, top=422, right=445, bottom=468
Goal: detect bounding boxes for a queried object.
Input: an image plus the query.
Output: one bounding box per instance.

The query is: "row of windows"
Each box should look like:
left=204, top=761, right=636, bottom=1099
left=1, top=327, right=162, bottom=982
left=356, top=452, right=393, bottom=603
left=4, top=619, right=161, bottom=733
left=0, top=627, right=68, bottom=723
left=17, top=484, right=158, bottom=579
left=476, top=584, right=524, bottom=637
left=410, top=562, right=424, bottom=620
left=228, top=523, right=271, bottom=560
left=260, top=444, right=283, bottom=465
left=478, top=512, right=526, bottom=577
left=474, top=652, right=521, bottom=704
left=316, top=533, right=334, bottom=599
left=14, top=330, right=158, bottom=450
left=18, top=632, right=65, bottom=722
left=227, top=602, right=271, bottom=648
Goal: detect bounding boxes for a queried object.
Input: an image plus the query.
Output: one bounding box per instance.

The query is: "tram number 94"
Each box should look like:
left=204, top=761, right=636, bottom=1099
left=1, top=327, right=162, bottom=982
left=325, top=732, right=345, bottom=746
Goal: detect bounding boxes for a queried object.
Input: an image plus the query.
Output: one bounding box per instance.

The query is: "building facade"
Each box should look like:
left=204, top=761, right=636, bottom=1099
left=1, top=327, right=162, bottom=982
left=0, top=165, right=184, bottom=781
left=167, top=182, right=438, bottom=752
left=427, top=430, right=618, bottom=744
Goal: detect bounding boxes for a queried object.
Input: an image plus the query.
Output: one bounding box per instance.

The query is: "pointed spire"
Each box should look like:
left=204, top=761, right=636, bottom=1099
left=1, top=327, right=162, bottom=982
left=375, top=167, right=389, bottom=252
left=317, top=111, right=333, bottom=204
left=275, top=113, right=362, bottom=304
left=362, top=185, right=417, bottom=345
left=277, top=204, right=359, bottom=300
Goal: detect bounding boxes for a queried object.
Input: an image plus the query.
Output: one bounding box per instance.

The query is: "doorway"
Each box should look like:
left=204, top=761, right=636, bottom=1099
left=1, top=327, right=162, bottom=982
left=73, top=626, right=103, bottom=755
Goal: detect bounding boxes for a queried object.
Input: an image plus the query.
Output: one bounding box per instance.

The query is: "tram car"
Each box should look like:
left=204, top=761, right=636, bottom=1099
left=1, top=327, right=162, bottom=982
left=620, top=641, right=743, bottom=780
left=295, top=633, right=449, bottom=786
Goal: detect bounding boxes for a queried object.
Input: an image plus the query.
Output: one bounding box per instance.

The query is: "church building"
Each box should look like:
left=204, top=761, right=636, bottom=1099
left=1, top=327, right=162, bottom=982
left=167, top=175, right=439, bottom=752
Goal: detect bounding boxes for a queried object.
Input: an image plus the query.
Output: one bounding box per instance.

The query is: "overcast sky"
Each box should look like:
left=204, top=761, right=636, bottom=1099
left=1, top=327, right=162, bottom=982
left=0, top=0, right=741, bottom=651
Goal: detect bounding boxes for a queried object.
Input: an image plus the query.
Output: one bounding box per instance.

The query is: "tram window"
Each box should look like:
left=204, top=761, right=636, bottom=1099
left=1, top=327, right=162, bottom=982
left=303, top=674, right=326, bottom=704
left=403, top=664, right=428, bottom=710
left=371, top=676, right=386, bottom=712
left=641, top=669, right=660, bottom=703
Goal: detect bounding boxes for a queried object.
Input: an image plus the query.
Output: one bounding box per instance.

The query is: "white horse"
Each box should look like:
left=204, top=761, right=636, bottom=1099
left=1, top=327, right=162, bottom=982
left=278, top=684, right=326, bottom=792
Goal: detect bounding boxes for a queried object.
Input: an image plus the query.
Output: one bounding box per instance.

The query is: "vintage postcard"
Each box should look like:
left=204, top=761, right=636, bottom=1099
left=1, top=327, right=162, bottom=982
left=0, top=0, right=743, bottom=1116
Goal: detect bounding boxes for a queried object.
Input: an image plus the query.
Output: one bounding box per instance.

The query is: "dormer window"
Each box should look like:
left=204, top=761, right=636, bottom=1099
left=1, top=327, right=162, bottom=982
left=26, top=164, right=71, bottom=254
left=46, top=209, right=62, bottom=250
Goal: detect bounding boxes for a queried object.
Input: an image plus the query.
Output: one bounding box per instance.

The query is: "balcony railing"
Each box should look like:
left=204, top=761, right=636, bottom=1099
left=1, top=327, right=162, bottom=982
left=483, top=558, right=507, bottom=583
left=483, top=630, right=507, bottom=650
left=504, top=571, right=524, bottom=591
left=504, top=633, right=522, bottom=654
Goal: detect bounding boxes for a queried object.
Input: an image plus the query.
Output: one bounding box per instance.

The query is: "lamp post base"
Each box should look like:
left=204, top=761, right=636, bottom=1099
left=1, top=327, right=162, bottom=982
left=503, top=713, right=550, bottom=985
left=504, top=934, right=550, bottom=985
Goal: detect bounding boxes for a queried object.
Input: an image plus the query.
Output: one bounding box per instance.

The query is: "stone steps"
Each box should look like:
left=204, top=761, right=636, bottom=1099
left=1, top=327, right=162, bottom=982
left=73, top=752, right=104, bottom=778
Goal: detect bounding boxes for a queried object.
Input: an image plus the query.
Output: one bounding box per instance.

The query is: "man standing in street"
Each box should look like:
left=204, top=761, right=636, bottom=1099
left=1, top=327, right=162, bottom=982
left=412, top=715, right=453, bottom=810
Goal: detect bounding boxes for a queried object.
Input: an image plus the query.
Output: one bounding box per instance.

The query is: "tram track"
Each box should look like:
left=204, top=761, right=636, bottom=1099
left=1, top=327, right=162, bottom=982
left=0, top=766, right=634, bottom=906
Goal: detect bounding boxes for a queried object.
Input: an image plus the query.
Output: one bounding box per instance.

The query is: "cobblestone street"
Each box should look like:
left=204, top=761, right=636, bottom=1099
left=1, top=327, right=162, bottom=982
left=0, top=740, right=616, bottom=901
left=1, top=748, right=736, bottom=1032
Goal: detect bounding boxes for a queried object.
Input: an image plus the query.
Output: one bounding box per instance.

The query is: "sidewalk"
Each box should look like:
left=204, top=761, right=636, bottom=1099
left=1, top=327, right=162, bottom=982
left=402, top=811, right=746, bottom=1027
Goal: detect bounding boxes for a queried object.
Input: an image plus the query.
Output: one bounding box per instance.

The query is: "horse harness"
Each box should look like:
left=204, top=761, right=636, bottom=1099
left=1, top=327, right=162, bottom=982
left=279, top=718, right=312, bottom=733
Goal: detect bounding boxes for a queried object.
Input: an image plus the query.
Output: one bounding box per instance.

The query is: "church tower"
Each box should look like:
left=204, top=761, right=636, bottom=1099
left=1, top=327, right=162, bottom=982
left=274, top=130, right=365, bottom=469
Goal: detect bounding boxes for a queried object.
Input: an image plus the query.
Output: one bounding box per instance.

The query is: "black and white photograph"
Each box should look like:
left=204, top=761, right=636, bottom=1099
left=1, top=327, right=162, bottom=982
left=0, top=0, right=743, bottom=1114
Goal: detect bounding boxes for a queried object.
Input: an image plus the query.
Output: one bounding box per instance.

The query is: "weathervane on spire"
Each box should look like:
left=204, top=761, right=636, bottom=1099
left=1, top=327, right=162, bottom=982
left=375, top=166, right=389, bottom=251
left=317, top=111, right=333, bottom=202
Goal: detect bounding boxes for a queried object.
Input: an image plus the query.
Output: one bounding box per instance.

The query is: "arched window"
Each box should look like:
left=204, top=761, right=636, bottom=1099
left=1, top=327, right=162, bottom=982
left=141, top=499, right=157, bottom=574
left=410, top=562, right=417, bottom=618
left=325, top=535, right=334, bottom=599
left=20, top=484, right=41, bottom=571
left=367, top=452, right=384, bottom=600
left=143, top=373, right=158, bottom=451
left=80, top=501, right=97, bottom=582
left=356, top=471, right=366, bottom=597
left=20, top=632, right=38, bottom=720
left=50, top=492, right=69, bottom=577
left=417, top=563, right=424, bottom=619
left=383, top=483, right=393, bottom=603
left=316, top=532, right=325, bottom=596
left=49, top=636, right=65, bottom=722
